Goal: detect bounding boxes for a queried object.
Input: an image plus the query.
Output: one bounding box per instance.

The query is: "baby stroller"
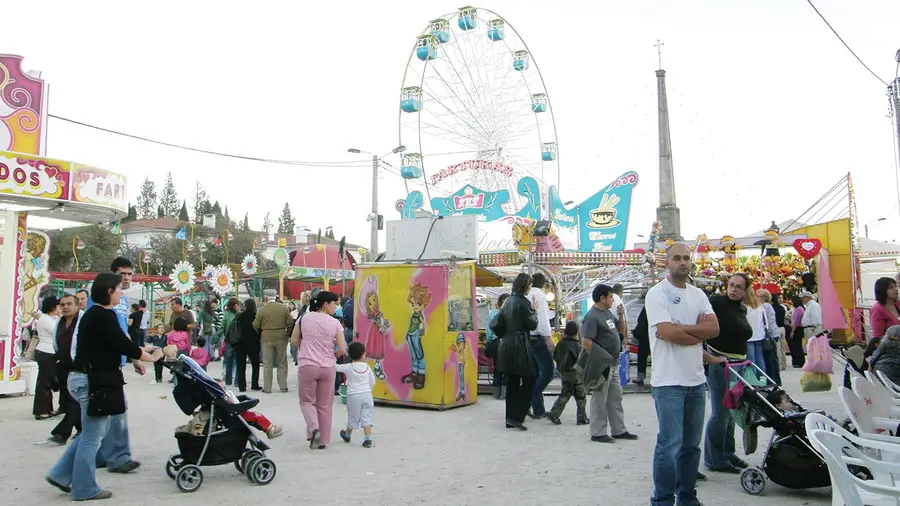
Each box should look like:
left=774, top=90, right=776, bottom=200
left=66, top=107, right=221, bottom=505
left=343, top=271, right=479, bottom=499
left=161, top=356, right=276, bottom=493
left=724, top=360, right=830, bottom=495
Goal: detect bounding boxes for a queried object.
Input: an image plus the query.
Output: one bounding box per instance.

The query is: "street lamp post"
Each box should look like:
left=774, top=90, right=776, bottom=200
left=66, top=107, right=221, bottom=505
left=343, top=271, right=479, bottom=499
left=865, top=217, right=887, bottom=239
left=348, top=145, right=406, bottom=259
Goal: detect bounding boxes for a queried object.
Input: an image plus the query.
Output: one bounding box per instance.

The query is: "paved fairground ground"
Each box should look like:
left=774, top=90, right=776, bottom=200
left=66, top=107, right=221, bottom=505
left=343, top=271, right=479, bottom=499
left=1, top=364, right=841, bottom=506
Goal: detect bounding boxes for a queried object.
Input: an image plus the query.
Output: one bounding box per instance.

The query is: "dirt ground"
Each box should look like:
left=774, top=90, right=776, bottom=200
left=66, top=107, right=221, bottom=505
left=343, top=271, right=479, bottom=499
left=2, top=364, right=841, bottom=506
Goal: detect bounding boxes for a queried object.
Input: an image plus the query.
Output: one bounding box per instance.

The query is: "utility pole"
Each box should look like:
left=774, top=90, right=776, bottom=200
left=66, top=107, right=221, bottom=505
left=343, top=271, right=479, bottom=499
left=891, top=49, right=900, bottom=214
left=370, top=154, right=379, bottom=259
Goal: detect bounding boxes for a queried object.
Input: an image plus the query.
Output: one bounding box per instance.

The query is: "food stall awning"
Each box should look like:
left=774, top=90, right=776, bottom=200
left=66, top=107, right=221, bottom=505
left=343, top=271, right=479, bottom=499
left=254, top=267, right=355, bottom=283
left=475, top=264, right=504, bottom=287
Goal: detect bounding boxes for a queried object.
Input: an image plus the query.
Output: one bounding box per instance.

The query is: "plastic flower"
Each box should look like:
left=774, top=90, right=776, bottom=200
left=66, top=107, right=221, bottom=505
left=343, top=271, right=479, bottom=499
left=169, top=261, right=196, bottom=294
left=210, top=265, right=234, bottom=297
left=241, top=254, right=258, bottom=276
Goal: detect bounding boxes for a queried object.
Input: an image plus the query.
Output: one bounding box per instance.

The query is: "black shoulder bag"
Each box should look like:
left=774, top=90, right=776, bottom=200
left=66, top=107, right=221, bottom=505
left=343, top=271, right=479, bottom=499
left=87, top=368, right=127, bottom=417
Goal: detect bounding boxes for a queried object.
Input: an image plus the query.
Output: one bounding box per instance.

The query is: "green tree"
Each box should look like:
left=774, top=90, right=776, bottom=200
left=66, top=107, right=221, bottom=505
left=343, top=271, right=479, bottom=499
left=242, top=213, right=250, bottom=231
left=159, top=172, right=179, bottom=217
left=191, top=180, right=207, bottom=220
left=48, top=224, right=129, bottom=272
left=211, top=201, right=222, bottom=217
left=136, top=178, right=157, bottom=219
left=178, top=201, right=190, bottom=221
left=261, top=212, right=272, bottom=235
left=277, top=203, right=295, bottom=235
left=122, top=205, right=138, bottom=222
left=157, top=205, right=164, bottom=218
left=223, top=206, right=232, bottom=227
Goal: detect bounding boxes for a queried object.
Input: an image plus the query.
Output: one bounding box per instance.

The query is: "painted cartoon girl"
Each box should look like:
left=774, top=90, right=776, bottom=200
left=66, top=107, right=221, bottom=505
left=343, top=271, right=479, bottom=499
left=448, top=333, right=468, bottom=401
left=358, top=276, right=391, bottom=380
left=401, top=283, right=432, bottom=390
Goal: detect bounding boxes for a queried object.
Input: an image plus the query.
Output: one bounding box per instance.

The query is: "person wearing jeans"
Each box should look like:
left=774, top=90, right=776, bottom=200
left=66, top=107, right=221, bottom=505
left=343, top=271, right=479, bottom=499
left=704, top=274, right=753, bottom=473
left=528, top=273, right=553, bottom=418
left=644, top=244, right=719, bottom=506
left=652, top=384, right=708, bottom=505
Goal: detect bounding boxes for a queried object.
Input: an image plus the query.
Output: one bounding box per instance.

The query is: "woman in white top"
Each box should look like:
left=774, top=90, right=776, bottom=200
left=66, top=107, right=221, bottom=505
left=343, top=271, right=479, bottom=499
left=743, top=289, right=767, bottom=375
left=33, top=295, right=61, bottom=419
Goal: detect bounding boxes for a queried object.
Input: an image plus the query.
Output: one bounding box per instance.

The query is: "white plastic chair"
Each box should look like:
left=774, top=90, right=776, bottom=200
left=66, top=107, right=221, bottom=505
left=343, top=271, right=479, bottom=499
left=867, top=371, right=900, bottom=402
left=810, top=429, right=900, bottom=506
left=878, top=371, right=900, bottom=397
left=839, top=387, right=900, bottom=443
left=852, top=376, right=900, bottom=418
left=806, top=414, right=900, bottom=488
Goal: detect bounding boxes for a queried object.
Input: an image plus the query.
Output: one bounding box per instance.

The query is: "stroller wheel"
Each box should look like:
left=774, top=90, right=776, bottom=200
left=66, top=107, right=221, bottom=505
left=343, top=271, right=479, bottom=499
left=249, top=457, right=277, bottom=485
left=176, top=465, right=203, bottom=493
left=166, top=455, right=184, bottom=480
left=741, top=467, right=766, bottom=495
left=238, top=449, right=263, bottom=474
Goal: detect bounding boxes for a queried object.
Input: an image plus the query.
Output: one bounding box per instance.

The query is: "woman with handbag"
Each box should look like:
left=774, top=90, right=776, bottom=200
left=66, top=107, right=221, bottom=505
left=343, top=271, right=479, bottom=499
left=46, top=272, right=162, bottom=501
left=485, top=294, right=509, bottom=399
left=33, top=296, right=61, bottom=420
left=491, top=273, right=539, bottom=430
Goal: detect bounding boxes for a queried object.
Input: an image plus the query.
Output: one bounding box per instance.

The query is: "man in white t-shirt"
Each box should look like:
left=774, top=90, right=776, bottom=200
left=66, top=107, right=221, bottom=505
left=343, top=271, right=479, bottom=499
left=645, top=243, right=719, bottom=506
left=800, top=290, right=822, bottom=341
left=528, top=273, right=554, bottom=418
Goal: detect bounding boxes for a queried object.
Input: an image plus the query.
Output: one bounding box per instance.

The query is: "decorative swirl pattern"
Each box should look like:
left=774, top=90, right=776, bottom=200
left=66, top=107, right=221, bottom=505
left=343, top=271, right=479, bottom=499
left=0, top=55, right=43, bottom=113
left=604, top=171, right=639, bottom=191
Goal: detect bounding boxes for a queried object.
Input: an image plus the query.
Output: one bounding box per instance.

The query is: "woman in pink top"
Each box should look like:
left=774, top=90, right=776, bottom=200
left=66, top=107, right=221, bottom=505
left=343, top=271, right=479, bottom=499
left=293, top=291, right=346, bottom=449
left=868, top=277, right=900, bottom=352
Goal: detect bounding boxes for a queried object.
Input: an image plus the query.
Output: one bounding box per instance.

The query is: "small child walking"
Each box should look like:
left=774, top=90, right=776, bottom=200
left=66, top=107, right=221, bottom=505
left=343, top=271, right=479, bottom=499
left=338, top=342, right=377, bottom=448
left=548, top=321, right=589, bottom=425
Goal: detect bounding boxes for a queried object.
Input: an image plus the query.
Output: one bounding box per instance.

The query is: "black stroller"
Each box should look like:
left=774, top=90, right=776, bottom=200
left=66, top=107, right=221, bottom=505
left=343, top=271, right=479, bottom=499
left=162, top=356, right=276, bottom=493
left=724, top=360, right=830, bottom=495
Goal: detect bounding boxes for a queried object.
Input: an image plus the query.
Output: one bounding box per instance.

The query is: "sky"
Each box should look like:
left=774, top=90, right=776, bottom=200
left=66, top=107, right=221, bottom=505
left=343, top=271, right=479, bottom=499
left=6, top=0, right=900, bottom=249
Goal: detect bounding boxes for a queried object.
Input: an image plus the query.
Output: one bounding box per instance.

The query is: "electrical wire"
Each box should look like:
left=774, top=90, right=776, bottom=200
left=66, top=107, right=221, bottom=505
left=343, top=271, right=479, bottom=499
left=805, top=0, right=888, bottom=86
left=417, top=216, right=443, bottom=260
left=48, top=114, right=371, bottom=168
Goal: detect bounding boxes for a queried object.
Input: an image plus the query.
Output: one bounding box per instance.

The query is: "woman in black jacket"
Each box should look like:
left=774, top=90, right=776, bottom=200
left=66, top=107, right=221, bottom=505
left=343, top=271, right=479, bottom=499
left=234, top=298, right=262, bottom=392
left=491, top=273, right=539, bottom=430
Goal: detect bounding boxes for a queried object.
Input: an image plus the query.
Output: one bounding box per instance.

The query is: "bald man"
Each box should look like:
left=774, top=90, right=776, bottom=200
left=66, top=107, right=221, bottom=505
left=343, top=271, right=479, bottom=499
left=645, top=243, right=719, bottom=506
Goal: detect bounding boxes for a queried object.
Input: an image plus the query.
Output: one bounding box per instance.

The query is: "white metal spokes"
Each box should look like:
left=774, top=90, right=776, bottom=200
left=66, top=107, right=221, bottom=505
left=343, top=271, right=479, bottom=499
left=399, top=9, right=558, bottom=209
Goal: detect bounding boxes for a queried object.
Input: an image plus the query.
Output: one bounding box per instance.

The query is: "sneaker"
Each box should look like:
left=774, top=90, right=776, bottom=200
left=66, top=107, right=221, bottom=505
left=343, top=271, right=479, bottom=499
left=340, top=430, right=351, bottom=443
left=109, top=460, right=141, bottom=473
left=76, top=490, right=112, bottom=501
left=729, top=456, right=749, bottom=469
left=49, top=434, right=68, bottom=446
left=505, top=419, right=527, bottom=431
left=612, top=431, right=639, bottom=440
left=707, top=465, right=741, bottom=474
left=576, top=418, right=590, bottom=426
left=362, top=439, right=374, bottom=448
left=45, top=476, right=71, bottom=493
left=149, top=379, right=159, bottom=384
left=632, top=378, right=645, bottom=386
left=309, top=429, right=320, bottom=449
left=591, top=435, right=615, bottom=443
left=266, top=425, right=283, bottom=439
left=548, top=416, right=561, bottom=425
left=696, top=472, right=708, bottom=481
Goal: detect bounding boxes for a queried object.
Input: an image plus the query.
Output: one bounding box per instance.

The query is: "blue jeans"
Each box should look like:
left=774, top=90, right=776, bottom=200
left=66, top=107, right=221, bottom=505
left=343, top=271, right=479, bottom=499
left=48, top=373, right=126, bottom=500
left=223, top=344, right=236, bottom=385
left=651, top=384, right=707, bottom=506
left=406, top=330, right=425, bottom=375
left=530, top=337, right=554, bottom=416
left=703, top=363, right=736, bottom=469
left=746, top=341, right=766, bottom=375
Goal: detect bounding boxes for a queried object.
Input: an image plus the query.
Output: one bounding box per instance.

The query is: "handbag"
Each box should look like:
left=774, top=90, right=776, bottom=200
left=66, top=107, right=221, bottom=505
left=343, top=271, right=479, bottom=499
left=485, top=336, right=500, bottom=359
left=87, top=369, right=127, bottom=417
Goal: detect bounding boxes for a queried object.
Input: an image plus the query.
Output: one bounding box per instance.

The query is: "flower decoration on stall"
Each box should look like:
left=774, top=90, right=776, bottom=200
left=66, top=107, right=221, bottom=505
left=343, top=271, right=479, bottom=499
left=209, top=264, right=235, bottom=297
left=203, top=265, right=217, bottom=280
left=241, top=254, right=258, bottom=276
left=169, top=261, right=196, bottom=294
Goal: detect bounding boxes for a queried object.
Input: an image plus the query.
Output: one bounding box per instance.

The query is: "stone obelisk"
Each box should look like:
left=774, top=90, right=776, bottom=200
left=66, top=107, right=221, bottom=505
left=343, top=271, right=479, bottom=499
left=654, top=40, right=683, bottom=241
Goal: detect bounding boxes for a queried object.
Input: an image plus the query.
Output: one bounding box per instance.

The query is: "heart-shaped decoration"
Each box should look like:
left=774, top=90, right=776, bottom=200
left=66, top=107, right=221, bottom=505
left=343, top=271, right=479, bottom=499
left=793, top=238, right=822, bottom=260
left=44, top=166, right=57, bottom=179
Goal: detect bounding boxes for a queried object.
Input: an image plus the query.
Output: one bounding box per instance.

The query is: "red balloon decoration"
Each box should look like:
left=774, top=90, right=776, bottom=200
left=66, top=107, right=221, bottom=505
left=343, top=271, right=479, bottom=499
left=792, top=238, right=822, bottom=260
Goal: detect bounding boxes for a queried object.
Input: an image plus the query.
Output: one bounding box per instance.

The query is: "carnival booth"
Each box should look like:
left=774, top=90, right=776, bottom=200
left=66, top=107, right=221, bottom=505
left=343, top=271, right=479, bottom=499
left=0, top=55, right=129, bottom=394
left=353, top=259, right=482, bottom=410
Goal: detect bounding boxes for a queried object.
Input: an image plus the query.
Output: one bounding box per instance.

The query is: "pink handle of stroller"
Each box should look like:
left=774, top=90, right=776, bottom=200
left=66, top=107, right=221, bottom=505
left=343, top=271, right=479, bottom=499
left=723, top=359, right=752, bottom=384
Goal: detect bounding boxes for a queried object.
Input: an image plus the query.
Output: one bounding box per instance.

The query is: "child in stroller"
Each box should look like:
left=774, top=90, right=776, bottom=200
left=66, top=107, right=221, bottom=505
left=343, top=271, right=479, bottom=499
left=214, top=377, right=283, bottom=439
left=163, top=355, right=277, bottom=493
left=725, top=362, right=831, bottom=496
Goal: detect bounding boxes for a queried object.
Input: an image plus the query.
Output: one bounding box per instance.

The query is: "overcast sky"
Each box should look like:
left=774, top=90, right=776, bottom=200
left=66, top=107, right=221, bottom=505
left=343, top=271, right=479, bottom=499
left=8, top=0, right=900, bottom=248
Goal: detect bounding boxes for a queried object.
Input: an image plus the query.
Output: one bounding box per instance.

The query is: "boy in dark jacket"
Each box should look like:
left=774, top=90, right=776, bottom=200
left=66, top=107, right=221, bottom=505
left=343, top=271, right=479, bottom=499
left=548, top=321, right=589, bottom=425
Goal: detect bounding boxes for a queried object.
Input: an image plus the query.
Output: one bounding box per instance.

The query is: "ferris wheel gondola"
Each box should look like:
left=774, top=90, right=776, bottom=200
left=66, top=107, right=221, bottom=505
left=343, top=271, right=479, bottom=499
left=397, top=7, right=559, bottom=218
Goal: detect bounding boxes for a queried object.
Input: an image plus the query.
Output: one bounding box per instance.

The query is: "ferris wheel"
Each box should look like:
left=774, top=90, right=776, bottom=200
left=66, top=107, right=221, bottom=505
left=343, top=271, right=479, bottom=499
left=397, top=6, right=559, bottom=216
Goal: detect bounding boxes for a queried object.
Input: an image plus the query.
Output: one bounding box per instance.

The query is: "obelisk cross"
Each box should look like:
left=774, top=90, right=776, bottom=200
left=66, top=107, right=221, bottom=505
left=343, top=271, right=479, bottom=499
left=654, top=39, right=664, bottom=69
